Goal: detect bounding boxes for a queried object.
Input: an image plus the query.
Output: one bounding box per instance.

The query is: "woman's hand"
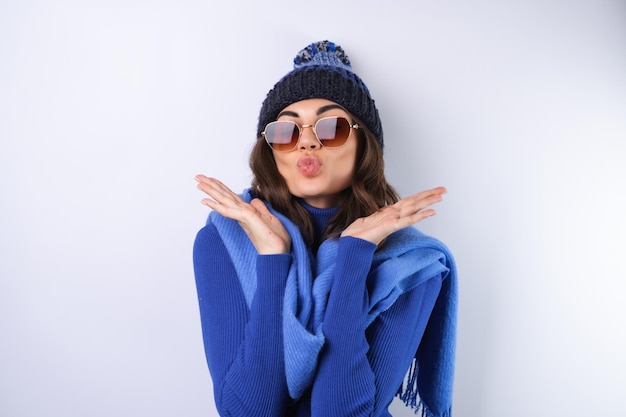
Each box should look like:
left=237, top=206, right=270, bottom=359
left=341, top=186, right=447, bottom=246
left=195, top=175, right=291, bottom=254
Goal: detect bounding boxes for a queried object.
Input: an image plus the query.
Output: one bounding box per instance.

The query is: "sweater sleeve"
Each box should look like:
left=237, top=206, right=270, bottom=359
left=192, top=223, right=292, bottom=417
left=311, top=236, right=443, bottom=417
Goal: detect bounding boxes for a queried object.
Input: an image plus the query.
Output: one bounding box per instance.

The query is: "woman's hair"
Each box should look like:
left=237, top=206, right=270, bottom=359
left=250, top=115, right=399, bottom=245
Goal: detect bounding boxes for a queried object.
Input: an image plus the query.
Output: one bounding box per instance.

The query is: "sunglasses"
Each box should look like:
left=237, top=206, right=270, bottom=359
left=262, top=116, right=359, bottom=152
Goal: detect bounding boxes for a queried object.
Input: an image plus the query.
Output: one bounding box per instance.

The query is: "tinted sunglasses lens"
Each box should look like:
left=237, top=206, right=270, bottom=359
left=315, top=117, right=351, bottom=147
left=264, top=121, right=299, bottom=151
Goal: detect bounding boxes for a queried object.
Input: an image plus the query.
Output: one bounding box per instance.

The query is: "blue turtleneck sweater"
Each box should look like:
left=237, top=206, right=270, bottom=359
left=193, top=202, right=443, bottom=417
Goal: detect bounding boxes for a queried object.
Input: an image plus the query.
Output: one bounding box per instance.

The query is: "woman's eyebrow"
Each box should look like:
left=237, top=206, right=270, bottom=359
left=277, top=104, right=345, bottom=119
left=317, top=104, right=344, bottom=115
left=277, top=110, right=299, bottom=118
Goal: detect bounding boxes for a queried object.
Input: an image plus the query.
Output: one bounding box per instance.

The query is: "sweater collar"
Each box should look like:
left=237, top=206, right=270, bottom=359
left=297, top=200, right=339, bottom=248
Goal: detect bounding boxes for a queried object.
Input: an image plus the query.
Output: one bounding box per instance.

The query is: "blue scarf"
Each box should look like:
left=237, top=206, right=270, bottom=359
left=207, top=189, right=457, bottom=417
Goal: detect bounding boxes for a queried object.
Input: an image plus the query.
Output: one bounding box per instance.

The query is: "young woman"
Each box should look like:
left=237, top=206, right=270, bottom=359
left=193, top=40, right=457, bottom=417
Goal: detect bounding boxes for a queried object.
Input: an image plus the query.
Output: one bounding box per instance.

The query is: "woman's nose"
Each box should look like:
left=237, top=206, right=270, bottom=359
left=298, top=125, right=320, bottom=149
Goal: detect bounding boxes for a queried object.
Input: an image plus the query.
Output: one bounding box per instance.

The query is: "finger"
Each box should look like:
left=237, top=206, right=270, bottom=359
left=394, top=194, right=443, bottom=219
left=195, top=174, right=209, bottom=183
left=195, top=174, right=225, bottom=190
left=405, top=186, right=447, bottom=203
left=388, top=206, right=438, bottom=231
left=412, top=192, right=445, bottom=212
left=249, top=198, right=270, bottom=215
left=196, top=180, right=251, bottom=221
left=202, top=193, right=255, bottom=223
left=250, top=199, right=281, bottom=224
left=196, top=177, right=226, bottom=195
left=197, top=178, right=243, bottom=206
left=408, top=208, right=437, bottom=222
left=392, top=187, right=443, bottom=208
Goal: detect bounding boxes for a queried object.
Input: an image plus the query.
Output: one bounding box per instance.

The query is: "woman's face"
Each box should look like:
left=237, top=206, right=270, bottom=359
left=271, top=98, right=358, bottom=208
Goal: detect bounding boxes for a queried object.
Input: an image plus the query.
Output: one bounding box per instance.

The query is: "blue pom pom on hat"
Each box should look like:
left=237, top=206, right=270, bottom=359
left=257, top=40, right=384, bottom=149
left=293, top=40, right=352, bottom=70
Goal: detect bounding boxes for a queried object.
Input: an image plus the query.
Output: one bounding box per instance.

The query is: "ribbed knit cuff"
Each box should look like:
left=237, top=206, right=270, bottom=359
left=335, top=236, right=376, bottom=287
left=255, top=254, right=291, bottom=295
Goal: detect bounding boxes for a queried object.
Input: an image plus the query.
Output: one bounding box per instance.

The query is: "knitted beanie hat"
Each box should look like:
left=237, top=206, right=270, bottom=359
left=257, top=40, right=384, bottom=148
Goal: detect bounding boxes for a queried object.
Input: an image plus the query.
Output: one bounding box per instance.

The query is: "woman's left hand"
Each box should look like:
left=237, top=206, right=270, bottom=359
left=340, top=186, right=447, bottom=245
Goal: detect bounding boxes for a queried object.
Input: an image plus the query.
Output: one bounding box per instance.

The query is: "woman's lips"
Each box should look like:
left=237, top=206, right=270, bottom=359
left=297, top=155, right=322, bottom=177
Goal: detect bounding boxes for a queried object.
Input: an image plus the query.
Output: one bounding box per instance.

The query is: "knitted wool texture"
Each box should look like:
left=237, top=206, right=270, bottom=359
left=257, top=40, right=384, bottom=149
left=207, top=189, right=457, bottom=417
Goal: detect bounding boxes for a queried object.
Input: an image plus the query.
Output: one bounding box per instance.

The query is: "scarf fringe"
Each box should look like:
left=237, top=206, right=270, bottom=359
left=396, top=358, right=452, bottom=417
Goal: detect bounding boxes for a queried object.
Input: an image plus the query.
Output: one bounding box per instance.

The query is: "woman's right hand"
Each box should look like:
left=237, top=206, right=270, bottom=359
left=195, top=175, right=291, bottom=255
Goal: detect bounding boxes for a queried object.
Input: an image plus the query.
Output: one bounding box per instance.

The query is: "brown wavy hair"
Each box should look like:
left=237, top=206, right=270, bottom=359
left=250, top=115, right=399, bottom=245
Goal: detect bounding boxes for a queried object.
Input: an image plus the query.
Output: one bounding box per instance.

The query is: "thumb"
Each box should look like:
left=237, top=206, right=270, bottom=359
left=250, top=198, right=271, bottom=216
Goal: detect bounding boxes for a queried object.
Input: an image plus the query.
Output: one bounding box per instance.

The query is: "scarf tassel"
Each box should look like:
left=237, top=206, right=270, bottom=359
left=396, top=357, right=420, bottom=412
left=396, top=358, right=452, bottom=417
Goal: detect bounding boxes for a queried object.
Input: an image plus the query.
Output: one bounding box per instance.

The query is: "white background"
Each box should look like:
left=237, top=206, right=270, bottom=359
left=1, top=1, right=625, bottom=416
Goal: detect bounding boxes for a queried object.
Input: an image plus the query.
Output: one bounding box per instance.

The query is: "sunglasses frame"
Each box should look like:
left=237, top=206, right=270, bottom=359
left=261, top=116, right=359, bottom=152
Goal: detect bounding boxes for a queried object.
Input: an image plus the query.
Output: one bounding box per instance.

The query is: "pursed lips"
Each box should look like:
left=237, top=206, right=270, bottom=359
left=296, top=155, right=322, bottom=177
